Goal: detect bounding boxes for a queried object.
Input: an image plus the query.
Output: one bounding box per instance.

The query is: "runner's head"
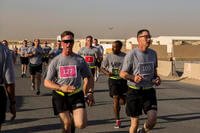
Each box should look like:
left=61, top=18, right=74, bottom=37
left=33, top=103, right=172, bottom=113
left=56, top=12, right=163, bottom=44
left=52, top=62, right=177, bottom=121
left=112, top=40, right=123, bottom=54
left=85, top=35, right=93, bottom=47
left=61, top=31, right=74, bottom=55
left=137, top=29, right=152, bottom=52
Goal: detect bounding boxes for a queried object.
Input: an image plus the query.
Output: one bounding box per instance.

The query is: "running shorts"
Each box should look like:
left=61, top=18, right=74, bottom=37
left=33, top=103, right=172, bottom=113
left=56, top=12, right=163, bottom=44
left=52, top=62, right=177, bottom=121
left=108, top=78, right=128, bottom=97
left=126, top=87, right=157, bottom=117
left=52, top=90, right=85, bottom=115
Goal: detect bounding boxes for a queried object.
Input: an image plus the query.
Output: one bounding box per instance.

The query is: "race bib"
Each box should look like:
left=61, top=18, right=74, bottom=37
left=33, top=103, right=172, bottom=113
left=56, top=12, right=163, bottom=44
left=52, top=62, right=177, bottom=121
left=139, top=62, right=154, bottom=76
left=84, top=56, right=94, bottom=63
left=112, top=68, right=119, bottom=76
left=59, top=65, right=77, bottom=78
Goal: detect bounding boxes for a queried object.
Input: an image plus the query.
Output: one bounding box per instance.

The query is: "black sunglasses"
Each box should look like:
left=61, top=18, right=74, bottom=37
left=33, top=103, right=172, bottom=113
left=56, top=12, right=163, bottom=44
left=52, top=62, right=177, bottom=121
left=62, top=39, right=74, bottom=44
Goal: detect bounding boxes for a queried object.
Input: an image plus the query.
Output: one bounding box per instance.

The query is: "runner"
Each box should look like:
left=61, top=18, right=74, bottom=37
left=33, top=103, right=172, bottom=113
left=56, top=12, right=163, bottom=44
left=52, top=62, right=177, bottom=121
left=44, top=31, right=94, bottom=133
left=78, top=35, right=101, bottom=77
left=93, top=38, right=104, bottom=81
left=101, top=40, right=127, bottom=128
left=49, top=40, right=62, bottom=59
left=120, top=29, right=161, bottom=133
left=42, top=40, right=52, bottom=65
left=1, top=40, right=17, bottom=64
left=27, top=39, right=44, bottom=95
left=0, top=44, right=16, bottom=131
left=18, top=40, right=29, bottom=78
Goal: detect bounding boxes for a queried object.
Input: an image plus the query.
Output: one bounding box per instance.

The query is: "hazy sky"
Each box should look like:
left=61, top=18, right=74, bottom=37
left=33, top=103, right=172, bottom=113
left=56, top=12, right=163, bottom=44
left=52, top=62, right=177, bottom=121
left=0, top=0, right=200, bottom=40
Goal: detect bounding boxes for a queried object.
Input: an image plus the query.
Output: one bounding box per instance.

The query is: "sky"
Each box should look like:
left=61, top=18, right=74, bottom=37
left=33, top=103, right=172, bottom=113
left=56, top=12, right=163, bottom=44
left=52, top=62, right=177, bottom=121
left=0, top=0, right=200, bottom=40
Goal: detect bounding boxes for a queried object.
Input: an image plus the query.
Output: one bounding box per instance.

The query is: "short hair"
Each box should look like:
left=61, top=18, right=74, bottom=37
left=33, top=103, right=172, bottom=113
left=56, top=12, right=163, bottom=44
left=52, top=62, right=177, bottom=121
left=137, top=29, right=150, bottom=37
left=113, top=40, right=123, bottom=48
left=94, top=38, right=98, bottom=42
left=86, top=35, right=93, bottom=40
left=61, top=31, right=74, bottom=38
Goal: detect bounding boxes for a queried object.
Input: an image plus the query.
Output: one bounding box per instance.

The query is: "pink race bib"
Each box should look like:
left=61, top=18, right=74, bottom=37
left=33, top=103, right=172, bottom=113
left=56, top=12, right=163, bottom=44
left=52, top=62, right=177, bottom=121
left=59, top=65, right=77, bottom=78
left=84, top=56, right=94, bottom=63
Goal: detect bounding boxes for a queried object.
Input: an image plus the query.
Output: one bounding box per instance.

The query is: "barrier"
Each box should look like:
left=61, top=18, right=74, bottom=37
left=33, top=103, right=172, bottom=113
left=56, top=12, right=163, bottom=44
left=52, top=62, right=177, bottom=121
left=182, top=63, right=200, bottom=80
left=157, top=61, right=173, bottom=76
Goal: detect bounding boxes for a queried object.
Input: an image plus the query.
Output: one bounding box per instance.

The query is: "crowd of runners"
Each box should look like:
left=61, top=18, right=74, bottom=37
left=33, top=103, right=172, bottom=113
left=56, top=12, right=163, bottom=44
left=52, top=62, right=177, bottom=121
left=0, top=29, right=161, bottom=133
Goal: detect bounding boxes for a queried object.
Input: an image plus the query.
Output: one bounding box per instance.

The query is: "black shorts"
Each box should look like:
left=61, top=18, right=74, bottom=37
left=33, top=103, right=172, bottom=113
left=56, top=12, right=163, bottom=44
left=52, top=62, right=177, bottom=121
left=126, top=88, right=157, bottom=117
left=90, top=68, right=95, bottom=76
left=108, top=78, right=128, bottom=97
left=20, top=57, right=29, bottom=65
left=52, top=90, right=85, bottom=115
left=42, top=57, right=49, bottom=64
left=29, top=63, right=42, bottom=75
left=0, top=86, right=7, bottom=124
left=95, top=61, right=102, bottom=68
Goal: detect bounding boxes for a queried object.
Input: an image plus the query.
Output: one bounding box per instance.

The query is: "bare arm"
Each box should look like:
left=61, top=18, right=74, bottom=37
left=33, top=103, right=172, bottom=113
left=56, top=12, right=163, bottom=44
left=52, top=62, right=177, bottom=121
left=44, top=79, right=75, bottom=93
left=83, top=76, right=95, bottom=106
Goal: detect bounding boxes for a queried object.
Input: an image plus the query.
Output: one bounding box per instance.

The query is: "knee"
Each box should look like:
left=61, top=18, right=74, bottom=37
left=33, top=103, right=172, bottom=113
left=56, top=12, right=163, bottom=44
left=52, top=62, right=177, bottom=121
left=75, top=122, right=86, bottom=129
left=146, top=116, right=157, bottom=129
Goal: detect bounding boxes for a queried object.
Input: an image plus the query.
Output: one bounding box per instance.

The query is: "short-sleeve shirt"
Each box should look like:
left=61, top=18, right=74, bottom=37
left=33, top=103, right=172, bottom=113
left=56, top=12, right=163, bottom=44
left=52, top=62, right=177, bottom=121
left=28, top=45, right=44, bottom=65
left=121, top=48, right=157, bottom=88
left=43, top=46, right=52, bottom=56
left=78, top=46, right=100, bottom=67
left=19, top=46, right=29, bottom=57
left=49, top=48, right=62, bottom=58
left=0, top=45, right=15, bottom=84
left=101, top=52, right=126, bottom=79
left=45, top=53, right=92, bottom=90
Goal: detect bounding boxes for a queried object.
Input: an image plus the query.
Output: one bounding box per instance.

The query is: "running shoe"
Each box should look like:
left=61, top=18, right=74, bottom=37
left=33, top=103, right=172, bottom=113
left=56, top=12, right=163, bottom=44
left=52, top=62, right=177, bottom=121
left=114, top=120, right=121, bottom=129
left=137, top=127, right=145, bottom=133
left=31, top=83, right=35, bottom=91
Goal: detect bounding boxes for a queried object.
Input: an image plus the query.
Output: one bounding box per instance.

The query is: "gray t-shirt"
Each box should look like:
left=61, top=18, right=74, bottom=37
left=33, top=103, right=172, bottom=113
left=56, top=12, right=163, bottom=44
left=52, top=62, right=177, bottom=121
left=121, top=48, right=157, bottom=87
left=78, top=46, right=100, bottom=67
left=19, top=46, right=29, bottom=57
left=45, top=53, right=92, bottom=90
left=43, top=46, right=52, bottom=57
left=102, top=52, right=126, bottom=78
left=28, top=45, right=44, bottom=65
left=0, top=45, right=15, bottom=84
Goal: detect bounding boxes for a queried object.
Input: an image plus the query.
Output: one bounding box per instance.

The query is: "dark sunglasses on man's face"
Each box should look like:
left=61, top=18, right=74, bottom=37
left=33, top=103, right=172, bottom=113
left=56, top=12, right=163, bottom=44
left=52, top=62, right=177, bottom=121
left=62, top=39, right=74, bottom=44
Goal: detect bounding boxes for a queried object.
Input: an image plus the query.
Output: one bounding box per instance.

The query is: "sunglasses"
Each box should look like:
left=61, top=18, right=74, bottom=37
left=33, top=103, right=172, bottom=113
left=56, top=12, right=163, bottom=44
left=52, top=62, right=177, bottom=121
left=62, top=39, right=74, bottom=44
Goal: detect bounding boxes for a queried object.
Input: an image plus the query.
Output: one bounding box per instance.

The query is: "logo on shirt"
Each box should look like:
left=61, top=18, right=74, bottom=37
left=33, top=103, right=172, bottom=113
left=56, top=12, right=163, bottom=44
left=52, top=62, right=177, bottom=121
left=59, top=65, right=77, bottom=78
left=84, top=56, right=94, bottom=63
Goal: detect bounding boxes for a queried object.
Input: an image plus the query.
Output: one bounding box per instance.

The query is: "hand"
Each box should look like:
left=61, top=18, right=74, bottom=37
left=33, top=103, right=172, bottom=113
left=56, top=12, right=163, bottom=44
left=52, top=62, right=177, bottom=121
left=9, top=104, right=16, bottom=121
left=85, top=93, right=95, bottom=107
left=152, top=76, right=161, bottom=86
left=60, top=85, right=76, bottom=93
left=134, top=74, right=143, bottom=83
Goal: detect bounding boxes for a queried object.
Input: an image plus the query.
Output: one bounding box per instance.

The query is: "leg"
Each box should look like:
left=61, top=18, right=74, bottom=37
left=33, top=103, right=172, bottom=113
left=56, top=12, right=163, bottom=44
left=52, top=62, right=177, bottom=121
left=130, top=117, right=139, bottom=133
left=59, top=111, right=72, bottom=133
left=143, top=110, right=157, bottom=132
left=35, top=73, right=41, bottom=95
left=113, top=96, right=120, bottom=120
left=24, top=64, right=28, bottom=75
left=73, top=108, right=87, bottom=129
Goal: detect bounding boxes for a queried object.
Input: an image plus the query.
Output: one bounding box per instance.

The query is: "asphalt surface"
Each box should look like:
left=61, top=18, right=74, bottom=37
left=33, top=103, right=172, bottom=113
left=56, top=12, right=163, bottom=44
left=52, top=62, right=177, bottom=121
left=1, top=63, right=200, bottom=133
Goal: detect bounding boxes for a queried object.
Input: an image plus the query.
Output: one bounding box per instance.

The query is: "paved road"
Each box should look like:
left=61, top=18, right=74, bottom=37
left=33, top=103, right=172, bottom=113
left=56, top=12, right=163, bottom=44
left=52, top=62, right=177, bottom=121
left=2, top=63, right=200, bottom=133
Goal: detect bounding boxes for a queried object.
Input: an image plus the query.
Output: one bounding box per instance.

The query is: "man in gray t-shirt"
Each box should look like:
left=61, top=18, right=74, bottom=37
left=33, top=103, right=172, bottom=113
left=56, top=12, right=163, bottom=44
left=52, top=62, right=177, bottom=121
left=120, top=29, right=161, bottom=133
left=44, top=31, right=94, bottom=133
left=18, top=40, right=29, bottom=77
left=27, top=39, right=44, bottom=95
left=101, top=40, right=127, bottom=128
left=78, top=35, right=101, bottom=77
left=0, top=44, right=16, bottom=131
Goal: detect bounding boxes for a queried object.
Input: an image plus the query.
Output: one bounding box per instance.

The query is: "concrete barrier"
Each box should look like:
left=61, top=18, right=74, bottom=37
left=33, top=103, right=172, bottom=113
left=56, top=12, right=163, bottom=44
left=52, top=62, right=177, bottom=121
left=182, top=63, right=200, bottom=80
left=157, top=60, right=173, bottom=76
